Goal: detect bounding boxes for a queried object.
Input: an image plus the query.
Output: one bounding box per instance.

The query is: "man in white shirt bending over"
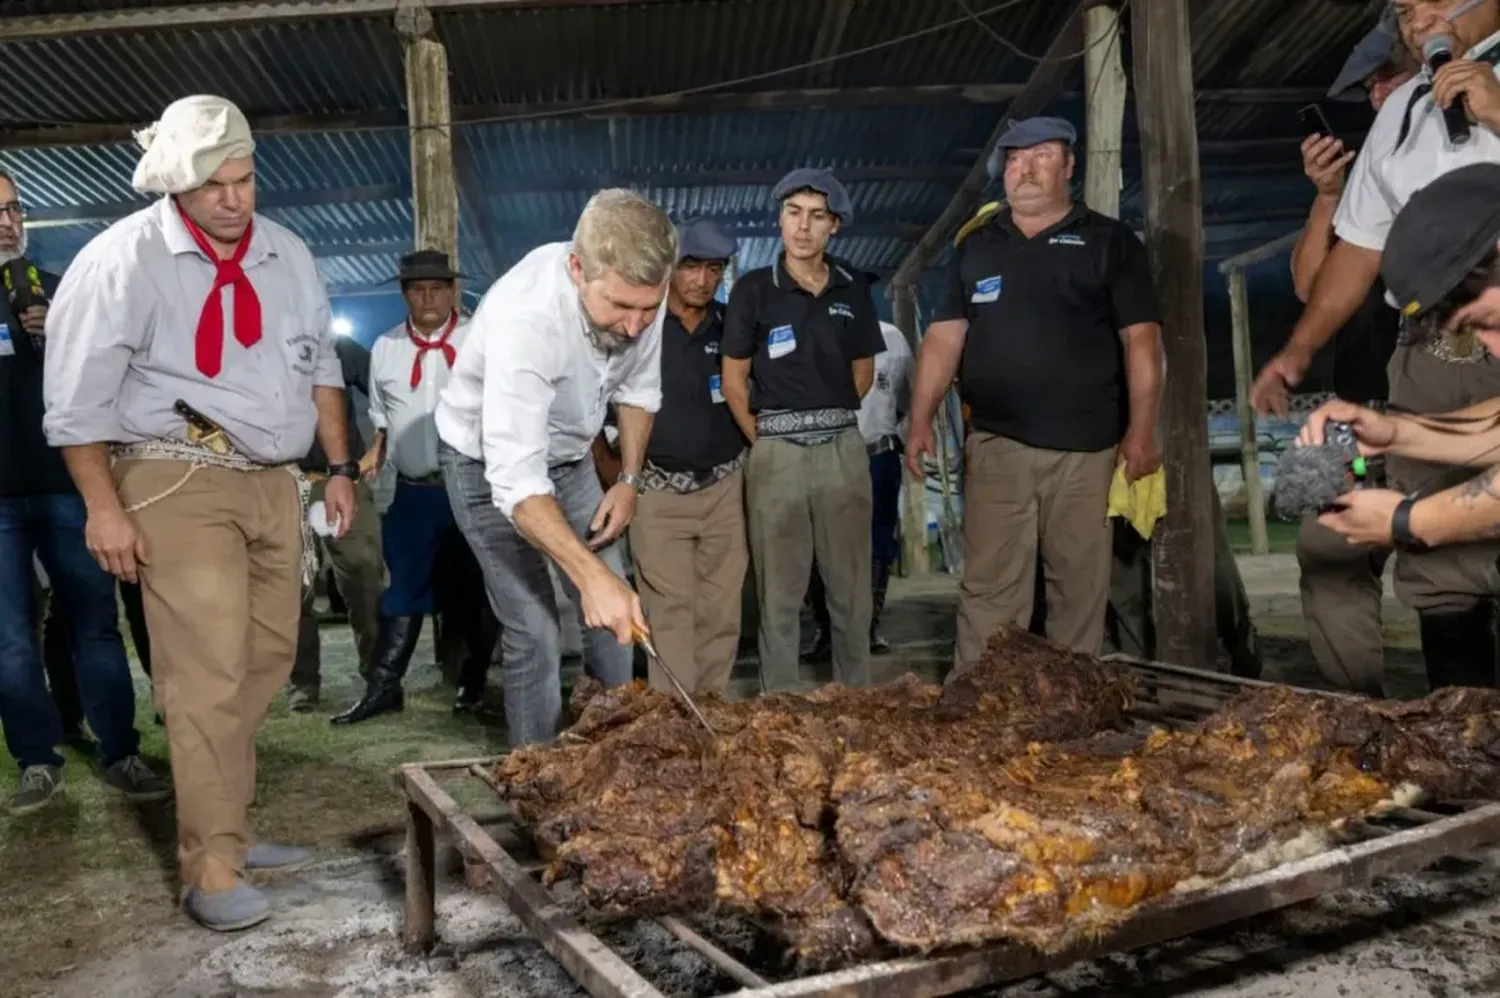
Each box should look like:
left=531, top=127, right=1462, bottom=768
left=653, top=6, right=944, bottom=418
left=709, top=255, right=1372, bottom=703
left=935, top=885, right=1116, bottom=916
left=435, top=189, right=673, bottom=746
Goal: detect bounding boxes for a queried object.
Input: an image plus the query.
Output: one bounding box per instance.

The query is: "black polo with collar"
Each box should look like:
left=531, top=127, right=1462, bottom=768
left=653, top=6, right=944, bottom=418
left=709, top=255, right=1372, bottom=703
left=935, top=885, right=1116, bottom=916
left=721, top=254, right=886, bottom=413
left=647, top=302, right=747, bottom=472
left=934, top=204, right=1160, bottom=452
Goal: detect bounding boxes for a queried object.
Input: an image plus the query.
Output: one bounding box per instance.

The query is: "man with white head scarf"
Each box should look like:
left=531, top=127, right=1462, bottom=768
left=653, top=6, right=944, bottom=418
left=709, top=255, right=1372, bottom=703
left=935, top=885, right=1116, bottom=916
left=43, top=95, right=357, bottom=931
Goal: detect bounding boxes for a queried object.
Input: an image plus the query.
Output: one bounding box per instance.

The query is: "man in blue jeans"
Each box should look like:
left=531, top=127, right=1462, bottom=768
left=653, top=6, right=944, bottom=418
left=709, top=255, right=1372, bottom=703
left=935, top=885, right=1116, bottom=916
left=0, top=168, right=169, bottom=816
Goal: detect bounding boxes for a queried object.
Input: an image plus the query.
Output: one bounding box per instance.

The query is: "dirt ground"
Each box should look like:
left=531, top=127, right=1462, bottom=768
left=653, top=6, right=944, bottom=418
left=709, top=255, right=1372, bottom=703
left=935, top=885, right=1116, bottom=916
left=7, top=555, right=1500, bottom=998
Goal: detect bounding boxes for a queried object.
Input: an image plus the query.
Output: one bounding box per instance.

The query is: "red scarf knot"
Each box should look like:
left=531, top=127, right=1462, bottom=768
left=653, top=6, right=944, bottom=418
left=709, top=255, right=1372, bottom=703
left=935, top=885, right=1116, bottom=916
left=407, top=310, right=459, bottom=388
left=174, top=199, right=262, bottom=379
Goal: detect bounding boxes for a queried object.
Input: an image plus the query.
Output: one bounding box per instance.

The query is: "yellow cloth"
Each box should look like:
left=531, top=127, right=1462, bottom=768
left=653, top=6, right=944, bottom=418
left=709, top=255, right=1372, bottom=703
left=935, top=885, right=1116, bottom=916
left=1108, top=464, right=1167, bottom=539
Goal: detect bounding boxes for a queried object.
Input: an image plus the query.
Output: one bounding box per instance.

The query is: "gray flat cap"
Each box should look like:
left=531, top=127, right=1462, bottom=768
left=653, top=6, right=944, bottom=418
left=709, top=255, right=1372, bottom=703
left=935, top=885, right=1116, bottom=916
left=677, top=219, right=738, bottom=262
left=986, top=117, right=1079, bottom=179
left=772, top=168, right=854, bottom=223
left=1328, top=17, right=1401, bottom=102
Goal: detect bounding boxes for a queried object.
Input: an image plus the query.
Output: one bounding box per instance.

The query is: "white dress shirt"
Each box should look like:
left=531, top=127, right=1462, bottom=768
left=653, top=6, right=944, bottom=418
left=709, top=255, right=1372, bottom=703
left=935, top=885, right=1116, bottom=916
left=857, top=321, right=913, bottom=445
left=43, top=198, right=341, bottom=464
left=434, top=242, right=664, bottom=518
left=368, top=312, right=472, bottom=479
left=1336, top=29, right=1500, bottom=254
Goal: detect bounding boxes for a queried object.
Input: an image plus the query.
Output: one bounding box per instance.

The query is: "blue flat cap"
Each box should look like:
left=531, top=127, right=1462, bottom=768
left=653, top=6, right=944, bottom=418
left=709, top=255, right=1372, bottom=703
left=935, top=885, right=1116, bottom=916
left=1328, top=14, right=1400, bottom=102
left=772, top=168, right=854, bottom=223
left=677, top=219, right=738, bottom=262
left=986, top=117, right=1078, bottom=179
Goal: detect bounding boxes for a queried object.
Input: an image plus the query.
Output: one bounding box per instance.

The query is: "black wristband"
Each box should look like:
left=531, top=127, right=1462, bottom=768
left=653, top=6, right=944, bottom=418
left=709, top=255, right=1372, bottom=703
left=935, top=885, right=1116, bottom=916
left=329, top=461, right=360, bottom=481
left=1391, top=496, right=1429, bottom=552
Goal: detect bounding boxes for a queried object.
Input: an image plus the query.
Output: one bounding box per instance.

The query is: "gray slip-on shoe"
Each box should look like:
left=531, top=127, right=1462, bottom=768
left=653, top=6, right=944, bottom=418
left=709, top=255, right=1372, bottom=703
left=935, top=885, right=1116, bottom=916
left=183, top=881, right=272, bottom=932
left=245, top=842, right=313, bottom=872
left=8, top=765, right=64, bottom=816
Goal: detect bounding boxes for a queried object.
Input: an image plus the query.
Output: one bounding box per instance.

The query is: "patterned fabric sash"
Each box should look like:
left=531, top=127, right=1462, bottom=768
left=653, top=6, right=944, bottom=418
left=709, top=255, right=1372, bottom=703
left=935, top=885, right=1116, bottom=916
left=755, top=407, right=858, bottom=447
left=641, top=451, right=747, bottom=495
left=112, top=438, right=316, bottom=587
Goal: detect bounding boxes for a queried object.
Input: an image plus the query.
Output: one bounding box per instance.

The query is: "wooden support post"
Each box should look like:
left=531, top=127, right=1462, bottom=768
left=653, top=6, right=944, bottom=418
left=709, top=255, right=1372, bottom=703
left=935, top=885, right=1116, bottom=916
left=1228, top=268, right=1269, bottom=555
left=403, top=798, right=437, bottom=953
left=892, top=283, right=930, bottom=577
left=398, top=1, right=459, bottom=263
left=1132, top=0, right=1218, bottom=666
left=1083, top=3, right=1125, bottom=218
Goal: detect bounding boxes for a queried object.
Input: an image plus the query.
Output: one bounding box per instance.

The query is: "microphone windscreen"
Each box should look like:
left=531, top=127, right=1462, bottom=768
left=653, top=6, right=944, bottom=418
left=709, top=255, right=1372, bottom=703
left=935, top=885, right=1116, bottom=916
left=1273, top=437, right=1360, bottom=520
left=1423, top=34, right=1455, bottom=62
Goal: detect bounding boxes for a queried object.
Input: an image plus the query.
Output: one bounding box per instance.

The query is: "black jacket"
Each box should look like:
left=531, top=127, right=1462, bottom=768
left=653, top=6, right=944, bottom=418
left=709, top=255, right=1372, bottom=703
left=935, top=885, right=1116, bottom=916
left=0, top=267, right=75, bottom=498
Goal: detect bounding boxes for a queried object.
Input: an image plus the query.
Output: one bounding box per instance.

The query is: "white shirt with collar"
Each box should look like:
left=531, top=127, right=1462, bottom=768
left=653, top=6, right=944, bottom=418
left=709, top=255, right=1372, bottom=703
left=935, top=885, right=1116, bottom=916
left=43, top=197, right=341, bottom=464
left=857, top=320, right=913, bottom=445
left=434, top=242, right=665, bottom=518
left=369, top=311, right=473, bottom=480
left=1336, top=28, right=1500, bottom=253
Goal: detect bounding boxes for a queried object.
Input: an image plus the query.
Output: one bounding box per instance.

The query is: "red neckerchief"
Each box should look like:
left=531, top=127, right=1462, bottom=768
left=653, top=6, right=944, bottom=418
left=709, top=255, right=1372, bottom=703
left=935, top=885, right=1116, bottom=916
left=173, top=199, right=261, bottom=379
left=406, top=310, right=459, bottom=388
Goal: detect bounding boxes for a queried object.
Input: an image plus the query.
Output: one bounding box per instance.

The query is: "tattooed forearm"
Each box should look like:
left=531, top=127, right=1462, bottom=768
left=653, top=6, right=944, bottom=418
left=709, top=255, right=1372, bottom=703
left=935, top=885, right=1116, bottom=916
left=1454, top=465, right=1500, bottom=506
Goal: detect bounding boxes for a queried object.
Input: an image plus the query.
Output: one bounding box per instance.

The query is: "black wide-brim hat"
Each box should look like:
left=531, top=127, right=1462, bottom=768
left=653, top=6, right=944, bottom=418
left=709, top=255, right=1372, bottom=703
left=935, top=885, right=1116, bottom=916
left=386, top=248, right=469, bottom=283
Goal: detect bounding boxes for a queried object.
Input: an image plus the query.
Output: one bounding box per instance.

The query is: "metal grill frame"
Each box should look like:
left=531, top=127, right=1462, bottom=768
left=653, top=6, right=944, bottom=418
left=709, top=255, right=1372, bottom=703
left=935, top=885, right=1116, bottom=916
left=395, top=658, right=1500, bottom=998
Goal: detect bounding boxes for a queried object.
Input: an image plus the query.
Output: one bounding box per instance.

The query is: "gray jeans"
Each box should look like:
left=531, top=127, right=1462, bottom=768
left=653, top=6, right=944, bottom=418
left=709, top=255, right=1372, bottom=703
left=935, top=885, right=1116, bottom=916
left=439, top=443, right=633, bottom=746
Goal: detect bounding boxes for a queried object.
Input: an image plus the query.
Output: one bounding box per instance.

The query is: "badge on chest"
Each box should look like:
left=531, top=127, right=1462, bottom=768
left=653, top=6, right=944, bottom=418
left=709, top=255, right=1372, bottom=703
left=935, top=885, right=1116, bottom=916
left=0, top=323, right=12, bottom=357
left=709, top=373, right=725, bottom=404
left=971, top=276, right=1002, bottom=304
left=767, top=324, right=797, bottom=359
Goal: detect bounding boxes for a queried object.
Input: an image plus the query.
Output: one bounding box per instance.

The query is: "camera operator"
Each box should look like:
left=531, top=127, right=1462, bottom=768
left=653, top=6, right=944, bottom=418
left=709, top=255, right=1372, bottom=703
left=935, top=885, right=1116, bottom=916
left=1301, top=163, right=1500, bottom=688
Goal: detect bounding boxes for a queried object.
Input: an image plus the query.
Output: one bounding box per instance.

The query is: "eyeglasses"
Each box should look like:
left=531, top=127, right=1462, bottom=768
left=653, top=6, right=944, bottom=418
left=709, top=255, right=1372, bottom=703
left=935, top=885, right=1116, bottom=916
left=0, top=202, right=25, bottom=221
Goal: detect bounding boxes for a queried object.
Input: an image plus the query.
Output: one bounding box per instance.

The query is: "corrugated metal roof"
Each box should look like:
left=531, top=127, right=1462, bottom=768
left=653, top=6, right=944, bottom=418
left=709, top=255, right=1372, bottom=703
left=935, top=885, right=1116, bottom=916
left=0, top=0, right=1396, bottom=290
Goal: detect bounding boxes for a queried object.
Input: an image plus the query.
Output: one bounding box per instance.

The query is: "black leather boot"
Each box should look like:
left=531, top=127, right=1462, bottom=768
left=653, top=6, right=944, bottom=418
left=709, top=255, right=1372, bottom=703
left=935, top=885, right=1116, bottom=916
left=1418, top=601, right=1500, bottom=691
left=453, top=607, right=499, bottom=715
left=331, top=616, right=423, bottom=725
left=870, top=559, right=892, bottom=654
left=804, top=564, right=833, bottom=663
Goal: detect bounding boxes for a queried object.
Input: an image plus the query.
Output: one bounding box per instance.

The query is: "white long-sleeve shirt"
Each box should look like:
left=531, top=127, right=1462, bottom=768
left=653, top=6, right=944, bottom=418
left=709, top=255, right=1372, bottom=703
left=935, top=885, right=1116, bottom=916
left=434, top=242, right=664, bottom=517
left=857, top=321, right=913, bottom=445
left=368, top=313, right=473, bottom=479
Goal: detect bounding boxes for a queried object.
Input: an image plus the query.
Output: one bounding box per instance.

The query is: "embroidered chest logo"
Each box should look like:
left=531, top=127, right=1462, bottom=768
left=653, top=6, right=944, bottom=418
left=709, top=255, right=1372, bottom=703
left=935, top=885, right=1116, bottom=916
left=828, top=302, right=856, bottom=320
left=971, top=276, right=1002, bottom=304
left=288, top=332, right=319, bottom=376
left=1048, top=233, right=1087, bottom=247
left=704, top=340, right=720, bottom=355
left=875, top=371, right=890, bottom=392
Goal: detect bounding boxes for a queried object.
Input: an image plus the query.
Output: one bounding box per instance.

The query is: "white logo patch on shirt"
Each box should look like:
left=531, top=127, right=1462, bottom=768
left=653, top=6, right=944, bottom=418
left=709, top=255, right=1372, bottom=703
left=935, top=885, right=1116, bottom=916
left=704, top=340, right=720, bottom=355
left=0, top=323, right=14, bottom=357
left=1048, top=233, right=1086, bottom=247
left=767, top=324, right=797, bottom=360
left=828, top=302, right=855, bottom=320
left=971, top=276, right=1002, bottom=304
left=709, top=373, right=725, bottom=404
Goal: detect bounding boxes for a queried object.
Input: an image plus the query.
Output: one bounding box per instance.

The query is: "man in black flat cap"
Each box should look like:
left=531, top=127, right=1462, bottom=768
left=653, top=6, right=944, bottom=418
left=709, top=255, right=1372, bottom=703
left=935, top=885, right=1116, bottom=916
left=721, top=168, right=885, bottom=692
left=908, top=115, right=1164, bottom=670
left=332, top=250, right=497, bottom=723
left=627, top=220, right=749, bottom=696
left=1299, top=161, right=1500, bottom=689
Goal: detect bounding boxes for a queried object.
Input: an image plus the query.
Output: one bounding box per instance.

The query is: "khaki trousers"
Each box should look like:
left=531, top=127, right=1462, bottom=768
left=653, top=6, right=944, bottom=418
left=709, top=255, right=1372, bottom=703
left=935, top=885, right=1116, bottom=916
left=1296, top=515, right=1390, bottom=697
left=114, top=459, right=303, bottom=889
left=1386, top=344, right=1500, bottom=613
left=745, top=429, right=872, bottom=691
left=955, top=432, right=1114, bottom=669
left=628, top=470, right=748, bottom=696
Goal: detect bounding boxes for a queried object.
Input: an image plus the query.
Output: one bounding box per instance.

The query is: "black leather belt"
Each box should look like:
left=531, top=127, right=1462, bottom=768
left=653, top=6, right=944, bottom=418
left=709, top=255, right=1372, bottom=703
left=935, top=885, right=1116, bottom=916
left=397, top=472, right=444, bottom=486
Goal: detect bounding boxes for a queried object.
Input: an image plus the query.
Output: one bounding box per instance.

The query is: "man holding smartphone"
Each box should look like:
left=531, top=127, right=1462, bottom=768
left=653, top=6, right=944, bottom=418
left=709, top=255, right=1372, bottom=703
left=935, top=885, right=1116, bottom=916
left=1286, top=15, right=1416, bottom=698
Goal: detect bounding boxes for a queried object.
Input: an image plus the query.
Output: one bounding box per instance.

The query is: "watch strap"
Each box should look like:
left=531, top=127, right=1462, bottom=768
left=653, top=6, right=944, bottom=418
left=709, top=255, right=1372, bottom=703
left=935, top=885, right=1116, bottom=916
left=329, top=461, right=360, bottom=480
left=617, top=471, right=643, bottom=489
left=1391, top=496, right=1428, bottom=552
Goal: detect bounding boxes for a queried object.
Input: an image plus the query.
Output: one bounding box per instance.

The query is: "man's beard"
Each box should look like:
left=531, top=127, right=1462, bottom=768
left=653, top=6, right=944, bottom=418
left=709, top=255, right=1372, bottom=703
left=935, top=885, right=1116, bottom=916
left=0, top=226, right=27, bottom=266
left=579, top=294, right=631, bottom=352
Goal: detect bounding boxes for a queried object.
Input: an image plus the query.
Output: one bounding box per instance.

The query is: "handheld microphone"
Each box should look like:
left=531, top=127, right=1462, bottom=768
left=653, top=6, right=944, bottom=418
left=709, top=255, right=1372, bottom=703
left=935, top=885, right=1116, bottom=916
left=1272, top=422, right=1383, bottom=520
left=1, top=257, right=48, bottom=351
left=1423, top=36, right=1474, bottom=146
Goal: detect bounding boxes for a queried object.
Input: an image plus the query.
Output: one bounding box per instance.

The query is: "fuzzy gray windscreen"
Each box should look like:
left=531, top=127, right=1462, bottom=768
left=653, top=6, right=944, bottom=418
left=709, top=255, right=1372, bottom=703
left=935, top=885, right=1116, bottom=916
left=1272, top=437, right=1360, bottom=520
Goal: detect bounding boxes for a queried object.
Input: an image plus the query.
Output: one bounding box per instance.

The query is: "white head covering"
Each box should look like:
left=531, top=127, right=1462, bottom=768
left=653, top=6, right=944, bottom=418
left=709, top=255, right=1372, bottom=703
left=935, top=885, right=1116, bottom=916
left=131, top=95, right=256, bottom=195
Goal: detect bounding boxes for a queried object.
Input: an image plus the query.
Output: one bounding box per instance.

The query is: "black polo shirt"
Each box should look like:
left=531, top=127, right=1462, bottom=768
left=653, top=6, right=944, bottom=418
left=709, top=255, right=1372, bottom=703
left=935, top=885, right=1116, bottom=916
left=721, top=255, right=886, bottom=413
left=646, top=303, right=746, bottom=472
left=935, top=204, right=1161, bottom=453
left=0, top=268, right=75, bottom=498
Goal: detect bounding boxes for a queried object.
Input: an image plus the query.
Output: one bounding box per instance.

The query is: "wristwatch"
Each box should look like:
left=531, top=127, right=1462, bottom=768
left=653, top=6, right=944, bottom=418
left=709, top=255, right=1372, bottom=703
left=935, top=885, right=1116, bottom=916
left=1391, top=496, right=1429, bottom=552
left=329, top=460, right=361, bottom=481
left=617, top=471, right=643, bottom=490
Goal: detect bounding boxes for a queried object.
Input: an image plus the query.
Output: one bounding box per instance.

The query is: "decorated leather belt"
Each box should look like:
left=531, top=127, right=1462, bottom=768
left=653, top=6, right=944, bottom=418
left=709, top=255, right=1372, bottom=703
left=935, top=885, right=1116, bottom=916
left=641, top=452, right=747, bottom=495
left=867, top=434, right=902, bottom=457
left=1402, top=317, right=1492, bottom=365
left=397, top=472, right=445, bottom=486
left=755, top=407, right=858, bottom=447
